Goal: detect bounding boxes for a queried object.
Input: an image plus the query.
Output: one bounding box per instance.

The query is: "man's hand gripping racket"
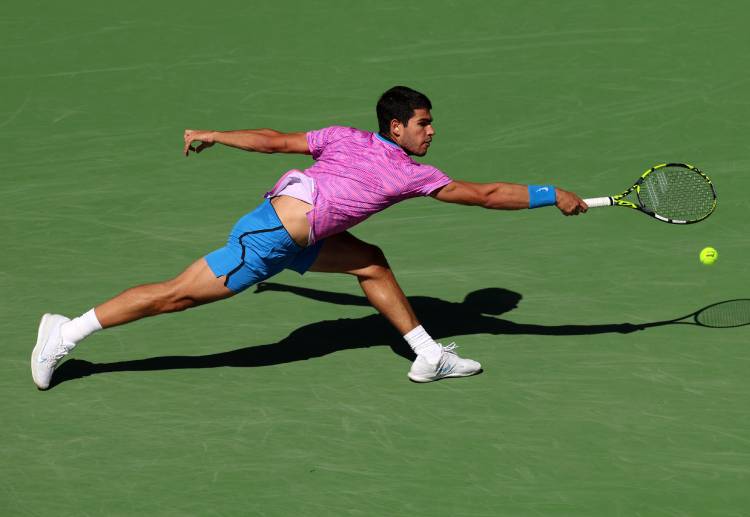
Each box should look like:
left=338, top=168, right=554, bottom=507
left=556, top=188, right=589, bottom=215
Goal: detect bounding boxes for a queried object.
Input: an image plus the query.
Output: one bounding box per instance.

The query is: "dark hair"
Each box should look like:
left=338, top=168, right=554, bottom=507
left=376, top=86, right=432, bottom=135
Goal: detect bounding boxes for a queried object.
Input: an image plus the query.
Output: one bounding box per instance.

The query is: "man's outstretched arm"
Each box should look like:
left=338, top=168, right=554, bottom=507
left=431, top=180, right=588, bottom=216
left=183, top=128, right=310, bottom=156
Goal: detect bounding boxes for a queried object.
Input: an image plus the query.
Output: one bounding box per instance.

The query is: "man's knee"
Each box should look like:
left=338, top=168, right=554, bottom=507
left=356, top=244, right=391, bottom=279
left=152, top=258, right=233, bottom=314
left=151, top=279, right=198, bottom=314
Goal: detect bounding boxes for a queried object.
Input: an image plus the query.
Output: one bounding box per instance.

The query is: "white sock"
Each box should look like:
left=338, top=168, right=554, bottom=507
left=61, top=308, right=103, bottom=345
left=404, top=325, right=442, bottom=364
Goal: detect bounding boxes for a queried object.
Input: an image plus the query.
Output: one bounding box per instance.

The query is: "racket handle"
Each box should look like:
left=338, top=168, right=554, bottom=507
left=583, top=197, right=613, bottom=208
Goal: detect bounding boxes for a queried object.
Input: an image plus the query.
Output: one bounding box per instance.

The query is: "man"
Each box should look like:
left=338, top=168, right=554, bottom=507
left=31, top=86, right=588, bottom=390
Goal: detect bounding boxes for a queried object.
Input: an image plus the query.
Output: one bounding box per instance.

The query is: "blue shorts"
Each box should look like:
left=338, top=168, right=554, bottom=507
left=205, top=200, right=324, bottom=293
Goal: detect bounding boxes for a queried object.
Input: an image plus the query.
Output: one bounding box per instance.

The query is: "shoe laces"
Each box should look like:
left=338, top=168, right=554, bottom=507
left=434, top=343, right=459, bottom=375
left=441, top=342, right=458, bottom=354
left=46, top=340, right=74, bottom=364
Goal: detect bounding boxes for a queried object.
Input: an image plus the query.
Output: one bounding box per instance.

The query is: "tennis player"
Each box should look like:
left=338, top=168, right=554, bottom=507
left=31, top=86, right=588, bottom=389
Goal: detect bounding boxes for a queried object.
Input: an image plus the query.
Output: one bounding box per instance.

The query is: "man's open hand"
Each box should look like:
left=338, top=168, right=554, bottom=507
left=183, top=129, right=216, bottom=157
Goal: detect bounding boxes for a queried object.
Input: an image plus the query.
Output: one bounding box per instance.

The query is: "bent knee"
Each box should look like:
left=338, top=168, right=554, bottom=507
left=356, top=244, right=391, bottom=278
left=365, top=243, right=388, bottom=265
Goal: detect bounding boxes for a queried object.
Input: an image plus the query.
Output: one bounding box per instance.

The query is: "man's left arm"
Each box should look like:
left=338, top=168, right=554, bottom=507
left=183, top=128, right=311, bottom=156
left=430, top=180, right=588, bottom=216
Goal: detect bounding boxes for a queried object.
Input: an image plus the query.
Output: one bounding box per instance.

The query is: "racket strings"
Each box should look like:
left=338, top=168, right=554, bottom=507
left=637, top=166, right=715, bottom=221
left=695, top=299, right=750, bottom=328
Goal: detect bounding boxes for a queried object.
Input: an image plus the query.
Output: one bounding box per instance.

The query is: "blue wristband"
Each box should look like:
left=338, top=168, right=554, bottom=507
left=528, top=185, right=556, bottom=208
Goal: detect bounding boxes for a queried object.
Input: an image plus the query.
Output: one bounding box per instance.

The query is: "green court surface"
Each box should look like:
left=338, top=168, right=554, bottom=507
left=3, top=1, right=750, bottom=515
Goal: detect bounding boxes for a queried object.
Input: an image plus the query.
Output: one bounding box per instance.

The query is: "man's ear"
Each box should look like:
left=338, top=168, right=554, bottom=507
left=390, top=118, right=402, bottom=138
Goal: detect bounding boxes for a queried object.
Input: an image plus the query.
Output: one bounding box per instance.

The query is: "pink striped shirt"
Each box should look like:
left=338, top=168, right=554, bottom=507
left=268, top=126, right=452, bottom=244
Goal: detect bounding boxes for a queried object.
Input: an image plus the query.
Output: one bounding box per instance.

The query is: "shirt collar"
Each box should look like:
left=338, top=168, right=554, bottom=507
left=375, top=132, right=400, bottom=148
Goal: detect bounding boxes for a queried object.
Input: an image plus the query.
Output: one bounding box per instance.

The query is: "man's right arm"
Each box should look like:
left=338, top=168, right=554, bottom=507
left=183, top=129, right=311, bottom=156
left=431, top=180, right=588, bottom=216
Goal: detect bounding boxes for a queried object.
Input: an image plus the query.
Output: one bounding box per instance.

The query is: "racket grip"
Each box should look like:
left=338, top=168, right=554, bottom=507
left=583, top=197, right=613, bottom=208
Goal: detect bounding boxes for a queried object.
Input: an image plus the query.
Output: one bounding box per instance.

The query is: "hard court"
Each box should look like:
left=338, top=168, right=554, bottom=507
left=2, top=1, right=749, bottom=515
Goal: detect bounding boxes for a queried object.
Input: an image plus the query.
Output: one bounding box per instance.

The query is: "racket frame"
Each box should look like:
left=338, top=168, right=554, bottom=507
left=584, top=163, right=717, bottom=224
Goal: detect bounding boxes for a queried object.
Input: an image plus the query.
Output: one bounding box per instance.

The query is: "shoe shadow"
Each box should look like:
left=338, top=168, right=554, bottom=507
left=51, top=284, right=641, bottom=388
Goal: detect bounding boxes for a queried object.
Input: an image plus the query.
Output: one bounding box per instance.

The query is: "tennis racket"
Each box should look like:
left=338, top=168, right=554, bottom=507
left=584, top=163, right=717, bottom=224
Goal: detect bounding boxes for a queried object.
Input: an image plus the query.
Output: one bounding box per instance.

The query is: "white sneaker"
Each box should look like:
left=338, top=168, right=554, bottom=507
left=408, top=343, right=482, bottom=383
left=31, top=314, right=73, bottom=390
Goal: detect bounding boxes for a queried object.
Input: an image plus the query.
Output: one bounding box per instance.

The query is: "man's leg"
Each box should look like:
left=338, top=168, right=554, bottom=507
left=95, top=257, right=234, bottom=328
left=32, top=258, right=234, bottom=389
left=308, top=232, right=481, bottom=382
left=309, top=232, right=419, bottom=335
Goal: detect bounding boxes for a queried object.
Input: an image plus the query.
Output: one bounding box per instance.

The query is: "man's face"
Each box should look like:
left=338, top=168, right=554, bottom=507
left=392, top=108, right=435, bottom=156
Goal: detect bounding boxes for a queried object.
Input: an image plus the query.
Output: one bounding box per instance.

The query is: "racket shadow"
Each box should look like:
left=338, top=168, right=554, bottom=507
left=634, top=298, right=750, bottom=330
left=50, top=286, right=748, bottom=388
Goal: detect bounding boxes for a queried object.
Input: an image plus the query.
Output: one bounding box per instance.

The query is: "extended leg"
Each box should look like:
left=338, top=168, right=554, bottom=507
left=32, top=258, right=234, bottom=389
left=95, top=258, right=234, bottom=328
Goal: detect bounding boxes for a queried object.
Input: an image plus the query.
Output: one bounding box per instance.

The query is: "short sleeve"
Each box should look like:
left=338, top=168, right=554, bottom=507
left=408, top=163, right=453, bottom=197
left=306, top=126, right=350, bottom=160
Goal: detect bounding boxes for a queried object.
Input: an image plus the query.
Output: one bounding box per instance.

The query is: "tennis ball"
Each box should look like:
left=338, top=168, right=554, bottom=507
left=699, top=246, right=718, bottom=265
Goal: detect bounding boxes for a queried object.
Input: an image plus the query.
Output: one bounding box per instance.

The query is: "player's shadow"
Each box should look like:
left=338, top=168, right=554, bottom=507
left=51, top=282, right=643, bottom=388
